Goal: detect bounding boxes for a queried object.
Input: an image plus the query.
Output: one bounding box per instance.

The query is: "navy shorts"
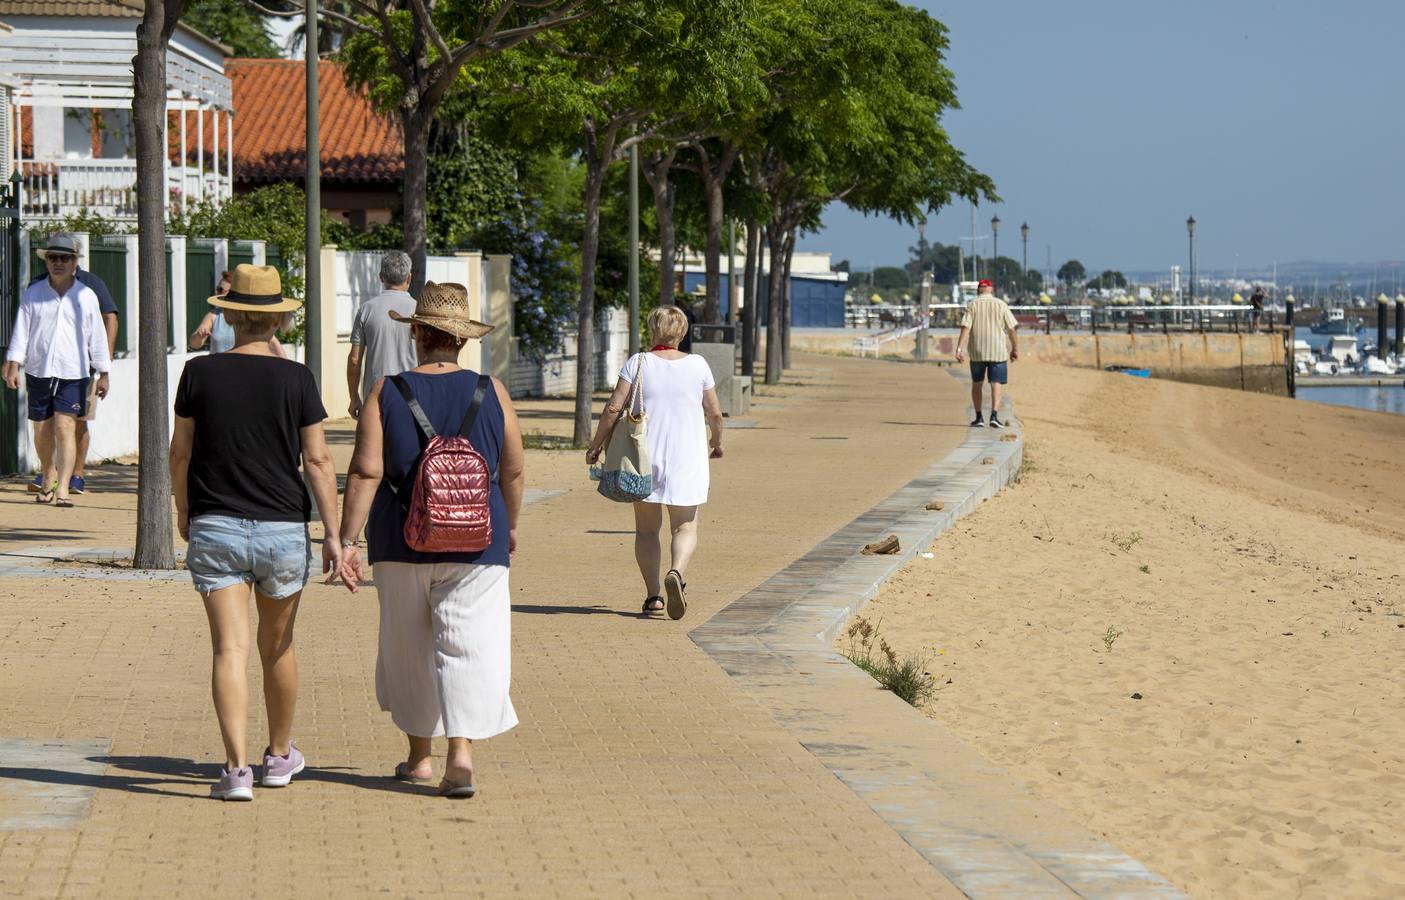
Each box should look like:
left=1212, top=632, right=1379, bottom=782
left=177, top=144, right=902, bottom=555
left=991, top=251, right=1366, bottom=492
left=26, top=375, right=88, bottom=421
left=969, top=361, right=1009, bottom=384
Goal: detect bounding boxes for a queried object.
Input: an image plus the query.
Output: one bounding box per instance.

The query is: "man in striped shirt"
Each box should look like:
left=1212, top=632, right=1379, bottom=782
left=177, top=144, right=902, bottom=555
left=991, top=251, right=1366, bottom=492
left=954, top=279, right=1018, bottom=428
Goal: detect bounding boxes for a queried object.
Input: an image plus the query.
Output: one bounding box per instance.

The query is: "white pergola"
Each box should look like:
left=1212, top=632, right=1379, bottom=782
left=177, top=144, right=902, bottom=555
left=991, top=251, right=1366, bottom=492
left=0, top=12, right=233, bottom=221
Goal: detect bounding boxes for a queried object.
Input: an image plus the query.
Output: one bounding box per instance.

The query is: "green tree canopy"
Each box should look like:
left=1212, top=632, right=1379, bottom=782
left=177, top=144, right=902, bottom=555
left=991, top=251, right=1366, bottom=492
left=1057, top=259, right=1086, bottom=286
left=184, top=0, right=279, bottom=57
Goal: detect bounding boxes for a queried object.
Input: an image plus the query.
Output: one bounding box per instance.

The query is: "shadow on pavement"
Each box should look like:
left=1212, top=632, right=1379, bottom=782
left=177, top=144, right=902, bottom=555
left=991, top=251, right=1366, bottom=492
left=91, top=756, right=431, bottom=797
left=513, top=603, right=647, bottom=619
left=0, top=758, right=200, bottom=800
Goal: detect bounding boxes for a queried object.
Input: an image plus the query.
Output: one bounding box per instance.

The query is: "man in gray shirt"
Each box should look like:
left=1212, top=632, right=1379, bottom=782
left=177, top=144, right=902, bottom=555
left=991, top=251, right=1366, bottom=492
left=347, top=251, right=418, bottom=417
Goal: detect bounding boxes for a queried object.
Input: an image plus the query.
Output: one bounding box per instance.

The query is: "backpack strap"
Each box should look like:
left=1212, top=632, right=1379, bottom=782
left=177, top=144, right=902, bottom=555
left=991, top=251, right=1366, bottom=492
left=457, top=375, right=491, bottom=439
left=389, top=374, right=437, bottom=442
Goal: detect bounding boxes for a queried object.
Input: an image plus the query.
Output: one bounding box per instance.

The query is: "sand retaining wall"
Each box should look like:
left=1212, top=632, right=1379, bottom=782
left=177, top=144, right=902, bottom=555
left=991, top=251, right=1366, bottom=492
left=785, top=330, right=1288, bottom=394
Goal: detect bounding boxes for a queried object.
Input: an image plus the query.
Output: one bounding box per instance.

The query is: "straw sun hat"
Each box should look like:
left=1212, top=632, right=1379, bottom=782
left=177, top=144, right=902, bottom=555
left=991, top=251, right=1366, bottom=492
left=209, top=264, right=303, bottom=313
left=389, top=282, right=494, bottom=340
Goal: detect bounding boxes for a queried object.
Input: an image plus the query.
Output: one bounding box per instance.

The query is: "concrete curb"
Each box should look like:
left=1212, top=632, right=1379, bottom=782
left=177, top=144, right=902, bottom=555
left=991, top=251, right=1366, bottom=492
left=691, top=404, right=1185, bottom=898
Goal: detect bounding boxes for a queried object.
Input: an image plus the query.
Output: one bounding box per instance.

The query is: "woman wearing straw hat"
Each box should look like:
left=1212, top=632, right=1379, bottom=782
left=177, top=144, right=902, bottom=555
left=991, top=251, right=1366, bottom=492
left=336, top=282, right=524, bottom=798
left=169, top=264, right=344, bottom=801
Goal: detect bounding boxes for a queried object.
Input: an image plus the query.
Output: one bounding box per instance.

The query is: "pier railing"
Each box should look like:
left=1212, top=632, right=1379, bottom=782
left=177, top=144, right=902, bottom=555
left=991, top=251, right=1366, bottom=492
left=847, top=303, right=1284, bottom=335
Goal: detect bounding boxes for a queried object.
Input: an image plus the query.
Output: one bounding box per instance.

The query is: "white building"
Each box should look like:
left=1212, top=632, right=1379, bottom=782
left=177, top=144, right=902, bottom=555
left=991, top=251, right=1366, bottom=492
left=0, top=0, right=233, bottom=222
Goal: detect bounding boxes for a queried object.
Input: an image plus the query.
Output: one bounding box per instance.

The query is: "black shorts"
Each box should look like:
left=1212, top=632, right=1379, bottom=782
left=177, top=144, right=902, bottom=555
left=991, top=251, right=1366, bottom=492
left=26, top=375, right=88, bottom=421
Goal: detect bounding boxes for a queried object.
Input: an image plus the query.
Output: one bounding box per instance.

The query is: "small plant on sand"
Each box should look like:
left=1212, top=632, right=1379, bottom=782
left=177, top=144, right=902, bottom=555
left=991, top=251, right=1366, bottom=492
left=1110, top=531, right=1143, bottom=552
left=521, top=431, right=581, bottom=451
left=1138, top=564, right=1151, bottom=574
left=842, top=616, right=937, bottom=707
left=1102, top=625, right=1124, bottom=652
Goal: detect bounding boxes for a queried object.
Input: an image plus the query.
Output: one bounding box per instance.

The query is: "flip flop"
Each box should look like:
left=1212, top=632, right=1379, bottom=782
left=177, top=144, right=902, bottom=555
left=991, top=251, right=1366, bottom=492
left=394, top=762, right=434, bottom=784
left=53, top=497, right=74, bottom=508
left=35, top=489, right=54, bottom=505
left=664, top=569, right=687, bottom=621
left=438, top=779, right=477, bottom=799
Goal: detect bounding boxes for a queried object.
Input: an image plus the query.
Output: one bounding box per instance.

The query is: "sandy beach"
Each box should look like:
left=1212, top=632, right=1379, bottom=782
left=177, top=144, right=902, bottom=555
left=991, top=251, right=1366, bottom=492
left=851, top=363, right=1405, bottom=898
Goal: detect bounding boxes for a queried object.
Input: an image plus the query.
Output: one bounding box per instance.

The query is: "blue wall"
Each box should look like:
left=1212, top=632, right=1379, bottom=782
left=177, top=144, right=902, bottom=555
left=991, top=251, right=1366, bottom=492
left=683, top=271, right=846, bottom=328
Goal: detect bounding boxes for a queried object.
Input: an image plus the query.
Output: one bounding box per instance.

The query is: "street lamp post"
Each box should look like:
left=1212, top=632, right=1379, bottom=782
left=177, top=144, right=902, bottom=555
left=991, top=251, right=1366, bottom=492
left=990, top=215, right=1000, bottom=294
left=1020, top=222, right=1029, bottom=300
left=1186, top=215, right=1196, bottom=304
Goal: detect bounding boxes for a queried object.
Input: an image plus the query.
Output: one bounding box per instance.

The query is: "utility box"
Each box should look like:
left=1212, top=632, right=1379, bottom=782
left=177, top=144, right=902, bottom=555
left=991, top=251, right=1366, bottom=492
left=690, top=329, right=751, bottom=416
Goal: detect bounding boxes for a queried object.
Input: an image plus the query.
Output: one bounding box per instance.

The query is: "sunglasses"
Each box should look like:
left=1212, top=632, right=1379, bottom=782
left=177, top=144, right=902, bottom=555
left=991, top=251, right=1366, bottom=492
left=45, top=254, right=76, bottom=264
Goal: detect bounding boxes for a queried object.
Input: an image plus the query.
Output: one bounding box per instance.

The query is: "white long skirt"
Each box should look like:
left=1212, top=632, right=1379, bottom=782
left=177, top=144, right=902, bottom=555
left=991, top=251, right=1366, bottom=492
left=372, top=561, right=518, bottom=740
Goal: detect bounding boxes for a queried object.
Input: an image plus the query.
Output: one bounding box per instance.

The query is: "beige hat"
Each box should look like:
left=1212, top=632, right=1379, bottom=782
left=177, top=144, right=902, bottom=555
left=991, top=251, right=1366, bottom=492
left=35, top=233, right=81, bottom=260
left=390, top=281, right=494, bottom=340
left=209, top=264, right=302, bottom=312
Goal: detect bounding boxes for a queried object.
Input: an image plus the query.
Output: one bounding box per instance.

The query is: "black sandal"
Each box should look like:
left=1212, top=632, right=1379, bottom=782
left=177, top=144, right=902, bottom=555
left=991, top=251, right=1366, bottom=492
left=664, top=569, right=688, bottom=621
left=35, top=489, right=54, bottom=505
left=642, top=596, right=665, bottom=614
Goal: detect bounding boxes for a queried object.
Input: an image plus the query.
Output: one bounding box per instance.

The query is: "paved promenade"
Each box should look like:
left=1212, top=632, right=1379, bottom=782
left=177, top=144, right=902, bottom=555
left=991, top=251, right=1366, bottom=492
left=0, top=353, right=1168, bottom=897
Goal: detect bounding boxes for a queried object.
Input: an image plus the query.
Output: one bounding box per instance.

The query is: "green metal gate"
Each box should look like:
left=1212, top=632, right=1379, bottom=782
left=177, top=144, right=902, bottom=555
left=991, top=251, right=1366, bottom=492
left=89, top=238, right=128, bottom=353
left=0, top=174, right=21, bottom=475
left=187, top=240, right=218, bottom=346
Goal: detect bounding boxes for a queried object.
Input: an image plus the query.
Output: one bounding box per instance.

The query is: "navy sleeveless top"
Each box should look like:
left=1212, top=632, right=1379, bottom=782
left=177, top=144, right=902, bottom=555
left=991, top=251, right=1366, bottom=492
left=367, top=369, right=510, bottom=568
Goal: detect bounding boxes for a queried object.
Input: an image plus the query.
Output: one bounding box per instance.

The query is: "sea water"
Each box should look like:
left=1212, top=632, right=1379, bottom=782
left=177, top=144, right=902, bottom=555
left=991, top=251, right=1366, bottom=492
left=1291, top=327, right=1403, bottom=415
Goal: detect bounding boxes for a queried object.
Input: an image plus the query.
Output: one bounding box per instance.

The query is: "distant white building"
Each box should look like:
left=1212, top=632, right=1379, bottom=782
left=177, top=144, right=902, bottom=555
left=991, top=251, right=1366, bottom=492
left=0, top=0, right=233, bottom=222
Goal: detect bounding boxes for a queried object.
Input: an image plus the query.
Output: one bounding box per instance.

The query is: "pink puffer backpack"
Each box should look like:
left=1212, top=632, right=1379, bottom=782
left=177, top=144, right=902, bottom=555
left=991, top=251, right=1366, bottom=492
left=388, top=374, right=493, bottom=553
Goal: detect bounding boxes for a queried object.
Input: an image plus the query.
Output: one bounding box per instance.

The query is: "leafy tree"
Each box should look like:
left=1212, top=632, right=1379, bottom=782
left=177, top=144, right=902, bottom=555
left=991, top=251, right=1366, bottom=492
left=1088, top=269, right=1127, bottom=290
left=832, top=259, right=850, bottom=274
left=484, top=0, right=756, bottom=443
left=337, top=0, right=595, bottom=290
left=871, top=266, right=910, bottom=292
left=1057, top=259, right=1086, bottom=287
left=184, top=0, right=279, bottom=56
left=747, top=0, right=992, bottom=381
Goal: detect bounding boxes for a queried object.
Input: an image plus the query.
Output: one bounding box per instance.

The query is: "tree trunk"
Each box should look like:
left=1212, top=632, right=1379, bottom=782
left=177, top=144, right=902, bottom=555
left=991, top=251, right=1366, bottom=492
left=695, top=143, right=737, bottom=325
left=574, top=132, right=610, bottom=445
left=741, top=218, right=759, bottom=377
left=642, top=149, right=677, bottom=307
left=763, top=225, right=786, bottom=385
left=131, top=1, right=179, bottom=569
left=701, top=174, right=724, bottom=324
left=401, top=110, right=431, bottom=294
left=781, top=227, right=796, bottom=370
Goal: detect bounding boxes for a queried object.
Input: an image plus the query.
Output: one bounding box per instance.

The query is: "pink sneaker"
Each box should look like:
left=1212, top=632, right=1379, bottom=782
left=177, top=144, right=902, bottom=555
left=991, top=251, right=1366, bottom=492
left=211, top=766, right=254, bottom=801
left=261, top=741, right=305, bottom=787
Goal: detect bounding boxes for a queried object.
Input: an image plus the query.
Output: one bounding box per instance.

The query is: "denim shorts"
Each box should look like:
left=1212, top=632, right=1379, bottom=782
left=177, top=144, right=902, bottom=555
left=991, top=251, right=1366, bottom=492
left=186, top=515, right=311, bottom=599
left=969, top=361, right=1009, bottom=384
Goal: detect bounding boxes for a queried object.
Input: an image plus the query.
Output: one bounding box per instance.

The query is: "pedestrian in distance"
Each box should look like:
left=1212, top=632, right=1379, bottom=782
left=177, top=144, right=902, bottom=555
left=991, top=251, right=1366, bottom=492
left=4, top=234, right=112, bottom=507
left=191, top=270, right=288, bottom=357
left=585, top=306, right=725, bottom=619
left=336, top=282, right=524, bottom=799
left=954, top=278, right=1019, bottom=428
left=1249, top=285, right=1266, bottom=333
left=20, top=233, right=117, bottom=498
left=346, top=251, right=418, bottom=419
left=168, top=264, right=343, bottom=801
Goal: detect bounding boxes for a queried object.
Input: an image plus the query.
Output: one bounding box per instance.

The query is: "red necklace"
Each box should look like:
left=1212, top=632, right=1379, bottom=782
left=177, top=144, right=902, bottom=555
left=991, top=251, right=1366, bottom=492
left=650, top=344, right=675, bottom=352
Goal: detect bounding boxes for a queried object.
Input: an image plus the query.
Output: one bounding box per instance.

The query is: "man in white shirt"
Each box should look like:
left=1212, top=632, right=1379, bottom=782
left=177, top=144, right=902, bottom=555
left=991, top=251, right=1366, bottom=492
left=346, top=251, right=418, bottom=418
left=3, top=236, right=112, bottom=507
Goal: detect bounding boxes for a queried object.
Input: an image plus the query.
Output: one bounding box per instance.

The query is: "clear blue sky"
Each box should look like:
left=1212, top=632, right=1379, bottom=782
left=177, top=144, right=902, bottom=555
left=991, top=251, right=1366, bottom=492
left=799, top=0, right=1405, bottom=277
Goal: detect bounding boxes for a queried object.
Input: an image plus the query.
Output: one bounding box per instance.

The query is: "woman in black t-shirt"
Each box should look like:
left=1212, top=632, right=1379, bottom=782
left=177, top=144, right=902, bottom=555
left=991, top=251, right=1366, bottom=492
left=169, top=264, right=345, bottom=802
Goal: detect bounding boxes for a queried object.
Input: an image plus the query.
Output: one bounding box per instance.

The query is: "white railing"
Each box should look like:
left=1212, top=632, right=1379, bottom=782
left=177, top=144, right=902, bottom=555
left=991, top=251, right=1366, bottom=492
left=853, top=322, right=926, bottom=357
left=20, top=159, right=231, bottom=221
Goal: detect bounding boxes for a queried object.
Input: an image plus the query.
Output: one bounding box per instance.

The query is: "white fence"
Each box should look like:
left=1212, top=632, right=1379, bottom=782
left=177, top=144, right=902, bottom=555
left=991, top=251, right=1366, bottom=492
left=509, top=308, right=631, bottom=398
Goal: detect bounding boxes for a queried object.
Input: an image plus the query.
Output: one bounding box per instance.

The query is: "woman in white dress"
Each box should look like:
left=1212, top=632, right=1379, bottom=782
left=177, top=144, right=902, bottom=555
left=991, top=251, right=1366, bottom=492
left=587, top=306, right=725, bottom=619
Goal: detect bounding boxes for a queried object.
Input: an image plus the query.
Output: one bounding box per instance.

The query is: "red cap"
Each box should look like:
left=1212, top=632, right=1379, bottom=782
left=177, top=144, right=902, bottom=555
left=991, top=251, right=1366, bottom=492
left=977, top=279, right=993, bottom=289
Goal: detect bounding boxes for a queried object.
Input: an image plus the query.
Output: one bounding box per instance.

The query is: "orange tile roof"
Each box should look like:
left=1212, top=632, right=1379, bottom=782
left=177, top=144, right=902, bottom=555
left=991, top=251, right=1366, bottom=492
left=226, top=59, right=403, bottom=185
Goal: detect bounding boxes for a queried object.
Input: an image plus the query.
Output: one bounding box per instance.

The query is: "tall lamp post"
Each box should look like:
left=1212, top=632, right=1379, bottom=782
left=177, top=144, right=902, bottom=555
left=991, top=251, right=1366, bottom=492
left=990, top=214, right=1001, bottom=294
left=304, top=0, right=321, bottom=384
left=1020, top=222, right=1029, bottom=300
left=1186, top=215, right=1196, bottom=304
